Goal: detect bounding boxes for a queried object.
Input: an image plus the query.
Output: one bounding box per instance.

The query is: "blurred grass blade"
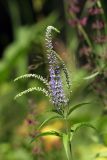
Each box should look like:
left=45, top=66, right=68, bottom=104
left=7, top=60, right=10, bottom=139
left=84, top=72, right=99, bottom=80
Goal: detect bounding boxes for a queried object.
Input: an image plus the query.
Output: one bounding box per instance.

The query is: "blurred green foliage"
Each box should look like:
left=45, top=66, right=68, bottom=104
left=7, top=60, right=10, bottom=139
left=0, top=0, right=107, bottom=160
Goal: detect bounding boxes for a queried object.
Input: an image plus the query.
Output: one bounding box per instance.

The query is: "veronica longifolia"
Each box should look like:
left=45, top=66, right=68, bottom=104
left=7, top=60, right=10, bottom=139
left=14, top=26, right=71, bottom=112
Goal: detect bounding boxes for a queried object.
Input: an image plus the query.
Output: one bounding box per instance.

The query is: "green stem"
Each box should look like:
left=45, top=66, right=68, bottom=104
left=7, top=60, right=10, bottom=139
left=65, top=116, right=73, bottom=160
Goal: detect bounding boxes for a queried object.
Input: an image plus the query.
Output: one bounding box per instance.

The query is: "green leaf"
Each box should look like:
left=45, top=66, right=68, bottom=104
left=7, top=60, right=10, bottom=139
left=62, top=134, right=71, bottom=160
left=31, top=130, right=62, bottom=143
left=38, top=115, right=61, bottom=130
left=75, top=123, right=97, bottom=132
left=95, top=151, right=107, bottom=158
left=0, top=12, right=59, bottom=83
left=71, top=122, right=98, bottom=138
left=68, top=102, right=90, bottom=117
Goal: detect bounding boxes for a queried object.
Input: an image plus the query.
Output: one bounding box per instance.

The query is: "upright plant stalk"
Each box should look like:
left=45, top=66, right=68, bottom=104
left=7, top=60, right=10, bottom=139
left=45, top=26, right=73, bottom=160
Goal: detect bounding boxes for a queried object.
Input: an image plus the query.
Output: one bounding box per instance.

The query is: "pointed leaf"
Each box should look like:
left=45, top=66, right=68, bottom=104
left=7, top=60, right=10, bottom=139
left=68, top=102, right=90, bottom=117
left=71, top=122, right=98, bottom=140
left=31, top=130, right=62, bottom=143
left=74, top=123, right=97, bottom=133
left=38, top=115, right=61, bottom=130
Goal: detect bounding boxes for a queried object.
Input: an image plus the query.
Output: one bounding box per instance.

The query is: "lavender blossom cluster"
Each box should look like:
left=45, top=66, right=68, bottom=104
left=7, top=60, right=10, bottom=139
left=45, top=26, right=68, bottom=109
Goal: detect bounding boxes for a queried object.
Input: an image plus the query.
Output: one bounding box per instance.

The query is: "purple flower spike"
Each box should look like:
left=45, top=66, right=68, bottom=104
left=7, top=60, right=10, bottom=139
left=45, top=26, right=68, bottom=109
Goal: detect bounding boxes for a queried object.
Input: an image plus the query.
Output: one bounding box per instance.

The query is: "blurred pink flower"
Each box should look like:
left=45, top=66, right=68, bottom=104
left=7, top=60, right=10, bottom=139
left=92, top=20, right=105, bottom=29
left=88, top=7, right=103, bottom=15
